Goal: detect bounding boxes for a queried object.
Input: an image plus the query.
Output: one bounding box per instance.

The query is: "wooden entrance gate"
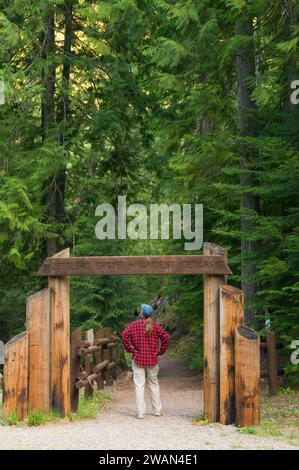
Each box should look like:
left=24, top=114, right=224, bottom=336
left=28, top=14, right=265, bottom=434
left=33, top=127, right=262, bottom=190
left=2, top=243, right=260, bottom=427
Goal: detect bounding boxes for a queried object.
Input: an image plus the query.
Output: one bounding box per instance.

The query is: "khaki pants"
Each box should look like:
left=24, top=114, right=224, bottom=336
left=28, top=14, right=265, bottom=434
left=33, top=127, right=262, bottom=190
left=132, top=360, right=162, bottom=417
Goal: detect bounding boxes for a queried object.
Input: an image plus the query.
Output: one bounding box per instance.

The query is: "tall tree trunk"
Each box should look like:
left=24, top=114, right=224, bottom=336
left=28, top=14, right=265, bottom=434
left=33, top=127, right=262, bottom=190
left=282, top=0, right=297, bottom=139
left=41, top=6, right=55, bottom=142
left=59, top=0, right=73, bottom=145
left=41, top=5, right=58, bottom=256
left=41, top=1, right=73, bottom=257
left=236, top=14, right=259, bottom=324
left=55, top=0, right=73, bottom=248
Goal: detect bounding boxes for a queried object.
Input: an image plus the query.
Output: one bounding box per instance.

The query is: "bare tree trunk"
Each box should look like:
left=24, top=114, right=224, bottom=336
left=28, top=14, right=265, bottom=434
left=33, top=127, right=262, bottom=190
left=41, top=5, right=57, bottom=256
left=41, top=7, right=55, bottom=142
left=236, top=15, right=259, bottom=324
left=59, top=0, right=73, bottom=145
left=282, top=1, right=297, bottom=119
left=41, top=1, right=73, bottom=257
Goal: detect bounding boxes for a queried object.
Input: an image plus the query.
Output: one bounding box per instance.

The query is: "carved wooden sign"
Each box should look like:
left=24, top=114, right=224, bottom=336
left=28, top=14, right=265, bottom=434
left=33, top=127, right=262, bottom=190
left=38, top=255, right=232, bottom=277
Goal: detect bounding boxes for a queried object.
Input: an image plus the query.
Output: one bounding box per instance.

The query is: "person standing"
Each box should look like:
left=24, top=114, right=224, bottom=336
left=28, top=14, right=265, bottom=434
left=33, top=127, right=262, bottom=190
left=121, top=304, right=170, bottom=419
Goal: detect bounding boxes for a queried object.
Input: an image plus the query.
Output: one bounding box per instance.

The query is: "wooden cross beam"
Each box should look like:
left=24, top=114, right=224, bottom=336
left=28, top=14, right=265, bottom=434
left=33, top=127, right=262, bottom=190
left=38, top=255, right=232, bottom=277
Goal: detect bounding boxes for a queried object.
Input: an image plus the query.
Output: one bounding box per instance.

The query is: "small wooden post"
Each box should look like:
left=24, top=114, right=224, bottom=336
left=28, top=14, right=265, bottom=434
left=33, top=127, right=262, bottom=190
left=2, top=332, right=29, bottom=421
left=219, top=285, right=244, bottom=425
left=235, top=325, right=260, bottom=427
left=49, top=248, right=70, bottom=417
left=266, top=330, right=279, bottom=395
left=203, top=242, right=227, bottom=423
left=111, top=343, right=117, bottom=381
left=84, top=329, right=94, bottom=399
left=95, top=328, right=104, bottom=390
left=102, top=327, right=113, bottom=386
left=70, top=328, right=81, bottom=412
left=26, top=288, right=51, bottom=414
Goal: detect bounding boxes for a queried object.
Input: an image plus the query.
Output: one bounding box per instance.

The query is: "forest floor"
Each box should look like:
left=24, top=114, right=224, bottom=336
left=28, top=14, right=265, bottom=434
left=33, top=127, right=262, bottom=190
left=0, top=355, right=298, bottom=450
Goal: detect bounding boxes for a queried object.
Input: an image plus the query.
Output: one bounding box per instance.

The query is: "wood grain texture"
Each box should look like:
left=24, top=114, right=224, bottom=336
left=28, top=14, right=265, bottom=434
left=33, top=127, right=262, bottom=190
left=266, top=330, right=278, bottom=395
left=38, top=255, right=232, bottom=277
left=26, top=288, right=51, bottom=414
left=95, top=329, right=105, bottom=390
left=2, top=332, right=28, bottom=420
left=49, top=248, right=70, bottom=417
left=102, top=328, right=113, bottom=386
left=84, top=329, right=94, bottom=398
left=219, top=285, right=244, bottom=425
left=70, top=328, right=81, bottom=412
left=203, top=243, right=227, bottom=423
left=235, top=325, right=260, bottom=427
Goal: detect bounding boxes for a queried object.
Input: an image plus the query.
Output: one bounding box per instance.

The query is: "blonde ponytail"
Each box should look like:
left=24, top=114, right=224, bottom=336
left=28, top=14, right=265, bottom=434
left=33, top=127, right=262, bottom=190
left=145, top=317, right=153, bottom=336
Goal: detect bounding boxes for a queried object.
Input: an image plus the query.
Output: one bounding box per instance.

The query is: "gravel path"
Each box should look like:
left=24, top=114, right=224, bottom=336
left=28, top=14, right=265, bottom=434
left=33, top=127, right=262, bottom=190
left=0, top=355, right=296, bottom=450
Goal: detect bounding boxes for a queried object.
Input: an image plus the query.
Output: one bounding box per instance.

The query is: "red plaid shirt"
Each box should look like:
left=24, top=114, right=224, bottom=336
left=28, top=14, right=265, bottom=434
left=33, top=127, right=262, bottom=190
left=121, top=319, right=170, bottom=367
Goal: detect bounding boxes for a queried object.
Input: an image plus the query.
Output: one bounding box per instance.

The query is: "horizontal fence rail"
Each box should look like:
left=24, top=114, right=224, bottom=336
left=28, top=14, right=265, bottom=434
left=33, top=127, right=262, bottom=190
left=70, top=327, right=117, bottom=412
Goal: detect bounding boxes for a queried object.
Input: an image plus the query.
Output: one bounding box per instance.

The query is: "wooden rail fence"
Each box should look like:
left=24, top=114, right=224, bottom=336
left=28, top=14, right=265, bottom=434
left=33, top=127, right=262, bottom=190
left=71, top=327, right=117, bottom=412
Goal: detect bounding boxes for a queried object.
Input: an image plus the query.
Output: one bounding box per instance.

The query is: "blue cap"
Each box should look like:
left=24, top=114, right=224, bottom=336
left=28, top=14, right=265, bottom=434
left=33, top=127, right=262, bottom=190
left=141, top=304, right=154, bottom=317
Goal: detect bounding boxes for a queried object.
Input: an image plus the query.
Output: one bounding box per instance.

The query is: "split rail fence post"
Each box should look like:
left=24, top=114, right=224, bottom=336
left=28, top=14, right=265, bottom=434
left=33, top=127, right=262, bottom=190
left=95, top=329, right=105, bottom=390
left=266, top=330, right=279, bottom=395
left=102, top=327, right=113, bottom=386
left=85, top=329, right=94, bottom=399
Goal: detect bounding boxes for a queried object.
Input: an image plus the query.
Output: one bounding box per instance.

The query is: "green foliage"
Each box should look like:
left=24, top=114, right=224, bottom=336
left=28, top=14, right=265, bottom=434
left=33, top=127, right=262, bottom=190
left=0, top=0, right=298, bottom=386
left=26, top=411, right=46, bottom=426
left=69, top=393, right=112, bottom=422
left=0, top=410, right=20, bottom=426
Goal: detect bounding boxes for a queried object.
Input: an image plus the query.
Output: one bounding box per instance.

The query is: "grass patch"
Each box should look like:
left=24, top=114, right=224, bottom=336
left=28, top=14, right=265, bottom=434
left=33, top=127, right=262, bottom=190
left=192, top=414, right=209, bottom=425
left=236, top=388, right=299, bottom=442
left=238, top=426, right=257, bottom=435
left=69, top=392, right=112, bottom=422
left=0, top=410, right=20, bottom=426
left=0, top=387, right=112, bottom=426
left=26, top=411, right=46, bottom=426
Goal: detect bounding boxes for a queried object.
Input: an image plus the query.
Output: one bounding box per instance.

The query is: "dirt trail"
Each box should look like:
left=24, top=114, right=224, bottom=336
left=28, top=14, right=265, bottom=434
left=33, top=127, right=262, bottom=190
left=0, top=355, right=296, bottom=450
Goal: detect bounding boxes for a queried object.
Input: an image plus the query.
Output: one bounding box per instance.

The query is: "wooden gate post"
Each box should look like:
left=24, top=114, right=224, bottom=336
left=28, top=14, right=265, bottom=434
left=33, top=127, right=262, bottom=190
left=219, top=285, right=244, bottom=424
left=2, top=332, right=29, bottom=421
left=49, top=248, right=70, bottom=417
left=203, top=242, right=227, bottom=422
left=235, top=325, right=260, bottom=427
left=266, top=330, right=279, bottom=395
left=70, top=328, right=81, bottom=412
left=26, top=288, right=51, bottom=414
